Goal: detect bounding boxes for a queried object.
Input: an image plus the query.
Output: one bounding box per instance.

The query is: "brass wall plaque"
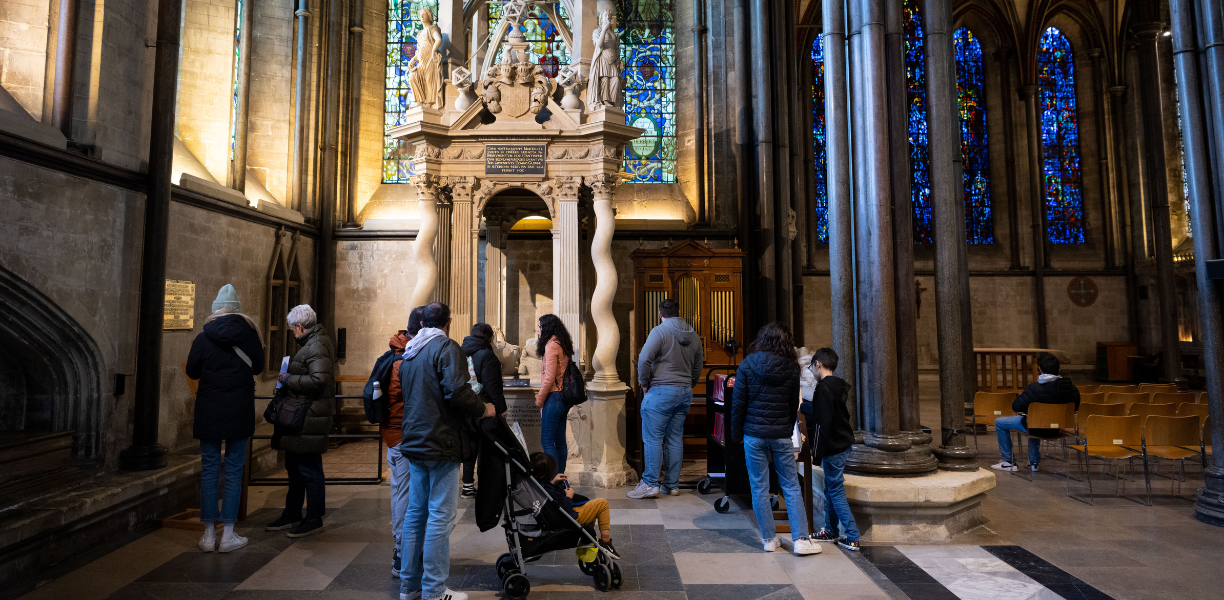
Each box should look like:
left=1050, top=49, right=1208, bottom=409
left=485, top=144, right=546, bottom=175
left=164, top=280, right=195, bottom=330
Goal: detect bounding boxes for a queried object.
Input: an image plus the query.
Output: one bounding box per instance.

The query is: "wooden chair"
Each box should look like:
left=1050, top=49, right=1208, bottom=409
left=1068, top=415, right=1146, bottom=505
left=1099, top=384, right=1138, bottom=394
left=1199, top=391, right=1210, bottom=405
left=1152, top=392, right=1195, bottom=407
left=1106, top=392, right=1151, bottom=413
left=1127, top=403, right=1176, bottom=419
left=1077, top=384, right=1100, bottom=395
left=1139, top=416, right=1203, bottom=498
left=1074, top=402, right=1124, bottom=440
left=1018, top=402, right=1076, bottom=480
left=1176, top=403, right=1209, bottom=425
left=1138, top=383, right=1178, bottom=394
left=1079, top=392, right=1105, bottom=405
left=970, top=391, right=1017, bottom=450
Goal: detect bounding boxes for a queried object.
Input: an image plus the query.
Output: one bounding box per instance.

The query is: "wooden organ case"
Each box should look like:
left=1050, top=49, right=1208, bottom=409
left=629, top=241, right=744, bottom=469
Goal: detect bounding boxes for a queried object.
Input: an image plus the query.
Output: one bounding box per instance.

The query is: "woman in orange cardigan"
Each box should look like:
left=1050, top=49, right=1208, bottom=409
left=534, top=314, right=574, bottom=472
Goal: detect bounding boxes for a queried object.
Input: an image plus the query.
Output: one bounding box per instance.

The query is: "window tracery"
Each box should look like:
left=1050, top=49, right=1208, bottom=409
left=954, top=27, right=994, bottom=244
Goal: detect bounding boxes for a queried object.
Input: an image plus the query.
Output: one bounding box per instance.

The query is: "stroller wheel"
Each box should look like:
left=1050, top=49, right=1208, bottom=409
left=697, top=478, right=712, bottom=495
left=496, top=553, right=518, bottom=581
left=503, top=572, right=530, bottom=599
left=610, top=562, right=624, bottom=589
left=578, top=557, right=597, bottom=576
left=593, top=564, right=611, bottom=592
left=714, top=496, right=731, bottom=513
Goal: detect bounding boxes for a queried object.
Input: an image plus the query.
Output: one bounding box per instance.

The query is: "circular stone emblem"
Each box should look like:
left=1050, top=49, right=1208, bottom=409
left=1067, top=276, right=1099, bottom=307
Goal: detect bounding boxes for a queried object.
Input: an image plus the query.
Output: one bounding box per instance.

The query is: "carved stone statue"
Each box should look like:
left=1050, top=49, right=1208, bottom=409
left=585, top=9, right=624, bottom=110
left=408, top=8, right=444, bottom=109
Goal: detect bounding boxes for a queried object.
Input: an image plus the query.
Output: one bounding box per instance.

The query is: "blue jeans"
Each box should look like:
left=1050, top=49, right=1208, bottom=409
left=995, top=415, right=1041, bottom=465
left=641, top=386, right=692, bottom=489
left=743, top=435, right=809, bottom=542
left=819, top=448, right=860, bottom=542
left=199, top=439, right=247, bottom=523
left=387, top=445, right=411, bottom=546
left=541, top=392, right=569, bottom=473
left=400, top=460, right=460, bottom=599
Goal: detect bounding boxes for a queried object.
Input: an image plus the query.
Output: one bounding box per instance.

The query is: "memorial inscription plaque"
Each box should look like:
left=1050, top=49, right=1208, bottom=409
left=485, top=144, right=546, bottom=175
left=164, top=279, right=195, bottom=330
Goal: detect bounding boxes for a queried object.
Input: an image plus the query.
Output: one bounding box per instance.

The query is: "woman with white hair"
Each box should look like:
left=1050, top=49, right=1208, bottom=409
left=265, top=304, right=336, bottom=538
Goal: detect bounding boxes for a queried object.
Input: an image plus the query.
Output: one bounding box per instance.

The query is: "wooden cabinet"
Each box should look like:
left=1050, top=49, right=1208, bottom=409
left=1096, top=342, right=1138, bottom=382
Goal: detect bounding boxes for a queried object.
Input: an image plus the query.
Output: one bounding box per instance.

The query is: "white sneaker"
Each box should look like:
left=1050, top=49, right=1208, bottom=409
left=1030, top=463, right=1039, bottom=472
left=626, top=481, right=659, bottom=499
left=398, top=591, right=421, bottom=600
left=763, top=536, right=782, bottom=552
left=430, top=590, right=467, bottom=600
left=793, top=537, right=823, bottom=556
left=218, top=533, right=248, bottom=553
left=991, top=460, right=1019, bottom=472
left=198, top=531, right=216, bottom=552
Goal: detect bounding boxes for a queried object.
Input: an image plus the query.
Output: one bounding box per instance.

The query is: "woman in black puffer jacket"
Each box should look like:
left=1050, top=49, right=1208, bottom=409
left=460, top=323, right=506, bottom=497
left=730, top=322, right=820, bottom=556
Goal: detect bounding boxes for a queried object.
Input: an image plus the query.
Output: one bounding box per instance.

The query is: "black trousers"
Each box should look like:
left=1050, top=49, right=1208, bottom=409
left=283, top=451, right=326, bottom=522
left=462, top=450, right=478, bottom=484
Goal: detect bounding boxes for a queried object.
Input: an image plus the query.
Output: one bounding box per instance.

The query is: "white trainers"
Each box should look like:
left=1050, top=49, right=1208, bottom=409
left=793, top=537, right=823, bottom=556
left=198, top=530, right=216, bottom=552
left=763, top=536, right=782, bottom=552
left=1030, top=463, right=1039, bottom=472
left=626, top=481, right=660, bottom=499
left=218, top=533, right=248, bottom=553
left=398, top=591, right=421, bottom=600
left=433, top=590, right=467, bottom=600
left=991, top=460, right=1019, bottom=472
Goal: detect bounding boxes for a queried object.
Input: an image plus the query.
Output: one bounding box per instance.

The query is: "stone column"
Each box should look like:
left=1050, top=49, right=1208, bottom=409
left=484, top=211, right=508, bottom=334
left=1110, top=84, right=1141, bottom=343
left=409, top=174, right=441, bottom=308
left=1134, top=22, right=1183, bottom=383
left=1020, top=85, right=1050, bottom=348
left=924, top=0, right=976, bottom=470
left=570, top=0, right=600, bottom=82
left=291, top=0, right=311, bottom=212
left=1088, top=48, right=1117, bottom=268
left=994, top=49, right=1023, bottom=270
left=448, top=177, right=478, bottom=338
left=1197, top=0, right=1224, bottom=251
left=824, top=0, right=857, bottom=429
left=433, top=198, right=453, bottom=305
left=553, top=177, right=582, bottom=352
left=230, top=0, right=253, bottom=191
left=1171, top=0, right=1224, bottom=526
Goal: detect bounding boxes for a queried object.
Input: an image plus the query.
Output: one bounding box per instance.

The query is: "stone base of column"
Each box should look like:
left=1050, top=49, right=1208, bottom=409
left=847, top=434, right=939, bottom=476
left=1195, top=469, right=1224, bottom=527
left=933, top=444, right=978, bottom=472
left=574, top=382, right=639, bottom=489
left=902, top=429, right=934, bottom=446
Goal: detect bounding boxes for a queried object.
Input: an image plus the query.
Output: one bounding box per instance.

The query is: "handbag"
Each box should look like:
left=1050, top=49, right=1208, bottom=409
left=263, top=389, right=310, bottom=431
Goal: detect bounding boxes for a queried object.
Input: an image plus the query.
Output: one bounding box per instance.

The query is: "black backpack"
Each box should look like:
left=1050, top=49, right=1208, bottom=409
left=362, top=349, right=402, bottom=423
left=560, top=360, right=588, bottom=406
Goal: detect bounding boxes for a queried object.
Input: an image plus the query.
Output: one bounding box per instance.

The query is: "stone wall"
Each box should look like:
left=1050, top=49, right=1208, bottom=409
left=505, top=238, right=553, bottom=349
left=0, top=0, right=51, bottom=118
left=333, top=239, right=420, bottom=379
left=179, top=0, right=239, bottom=183
left=247, top=0, right=295, bottom=202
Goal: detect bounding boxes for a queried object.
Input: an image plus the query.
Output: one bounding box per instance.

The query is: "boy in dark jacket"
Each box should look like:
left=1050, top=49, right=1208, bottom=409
left=800, top=348, right=860, bottom=551
left=992, top=352, right=1081, bottom=473
left=460, top=323, right=506, bottom=498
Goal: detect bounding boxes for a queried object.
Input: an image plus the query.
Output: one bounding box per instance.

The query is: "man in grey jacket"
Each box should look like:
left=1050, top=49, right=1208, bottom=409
left=628, top=299, right=705, bottom=499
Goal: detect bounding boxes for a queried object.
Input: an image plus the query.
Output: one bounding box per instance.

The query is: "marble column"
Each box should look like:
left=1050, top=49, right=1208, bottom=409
left=484, top=211, right=508, bottom=334
left=448, top=177, right=478, bottom=339
left=553, top=177, right=582, bottom=355
left=1020, top=85, right=1050, bottom=348
left=824, top=0, right=858, bottom=429
left=924, top=0, right=976, bottom=470
left=433, top=199, right=453, bottom=305
left=409, top=174, right=441, bottom=308
left=1171, top=0, right=1224, bottom=526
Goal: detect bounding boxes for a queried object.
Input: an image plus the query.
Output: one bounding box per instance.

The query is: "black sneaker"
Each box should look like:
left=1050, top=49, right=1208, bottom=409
left=600, top=539, right=621, bottom=560
left=837, top=539, right=861, bottom=552
left=286, top=519, right=324, bottom=538
left=265, top=516, right=301, bottom=531
left=391, top=549, right=401, bottom=577
left=461, top=483, right=477, bottom=499
left=811, top=528, right=842, bottom=543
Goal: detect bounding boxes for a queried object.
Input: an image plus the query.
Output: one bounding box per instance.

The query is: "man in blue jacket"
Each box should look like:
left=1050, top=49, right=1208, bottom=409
left=992, top=352, right=1081, bottom=473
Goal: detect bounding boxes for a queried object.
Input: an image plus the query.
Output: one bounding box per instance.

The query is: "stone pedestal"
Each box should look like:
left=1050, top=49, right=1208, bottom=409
left=577, top=383, right=637, bottom=489
left=809, top=466, right=996, bottom=543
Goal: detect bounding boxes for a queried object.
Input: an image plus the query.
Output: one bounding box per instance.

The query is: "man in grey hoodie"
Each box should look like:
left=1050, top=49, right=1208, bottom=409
left=628, top=299, right=705, bottom=499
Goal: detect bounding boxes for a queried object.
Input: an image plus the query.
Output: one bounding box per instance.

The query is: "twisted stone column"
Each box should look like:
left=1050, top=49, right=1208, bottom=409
left=587, top=174, right=621, bottom=386
left=409, top=174, right=441, bottom=308
left=448, top=176, right=478, bottom=338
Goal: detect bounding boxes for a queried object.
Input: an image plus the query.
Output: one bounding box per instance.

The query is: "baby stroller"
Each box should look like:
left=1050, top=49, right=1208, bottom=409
left=475, top=417, right=622, bottom=599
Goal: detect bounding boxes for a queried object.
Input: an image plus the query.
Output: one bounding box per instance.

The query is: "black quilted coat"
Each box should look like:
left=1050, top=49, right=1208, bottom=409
left=730, top=350, right=801, bottom=440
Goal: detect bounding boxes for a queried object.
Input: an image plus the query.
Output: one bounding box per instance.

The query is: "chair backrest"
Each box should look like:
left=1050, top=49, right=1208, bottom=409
left=973, top=391, right=1016, bottom=418
left=1077, top=402, right=1124, bottom=430
left=1143, top=415, right=1200, bottom=447
left=1085, top=415, right=1142, bottom=446
left=1077, top=384, right=1100, bottom=394
left=1177, top=403, right=1209, bottom=425
left=1026, top=402, right=1076, bottom=429
left=1137, top=383, right=1178, bottom=394
left=1099, top=384, right=1138, bottom=394
left=1079, top=392, right=1105, bottom=404
left=1200, top=391, right=1210, bottom=405
left=1106, top=392, right=1150, bottom=411
left=1152, top=392, right=1195, bottom=406
left=1127, top=403, right=1176, bottom=418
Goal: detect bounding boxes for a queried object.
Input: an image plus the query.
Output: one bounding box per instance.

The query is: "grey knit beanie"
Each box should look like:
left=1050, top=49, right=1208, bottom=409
left=212, top=284, right=242, bottom=312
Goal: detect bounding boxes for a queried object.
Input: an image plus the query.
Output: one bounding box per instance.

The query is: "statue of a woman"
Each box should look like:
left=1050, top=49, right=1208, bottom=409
left=585, top=10, right=623, bottom=110
left=408, top=9, right=444, bottom=109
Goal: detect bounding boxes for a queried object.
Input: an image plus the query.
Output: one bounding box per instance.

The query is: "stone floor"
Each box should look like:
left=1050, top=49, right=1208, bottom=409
left=11, top=383, right=1224, bottom=600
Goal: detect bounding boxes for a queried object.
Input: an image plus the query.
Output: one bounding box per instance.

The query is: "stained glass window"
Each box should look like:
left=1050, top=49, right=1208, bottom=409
left=1037, top=27, right=1085, bottom=244
left=904, top=0, right=933, bottom=243
left=619, top=0, right=676, bottom=183
left=230, top=0, right=244, bottom=161
left=384, top=1, right=438, bottom=183
left=486, top=2, right=571, bottom=78
left=954, top=27, right=994, bottom=244
left=812, top=38, right=828, bottom=244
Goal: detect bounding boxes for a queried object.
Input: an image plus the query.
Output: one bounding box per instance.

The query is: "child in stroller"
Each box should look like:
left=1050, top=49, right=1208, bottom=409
left=529, top=453, right=619, bottom=558
left=478, top=418, right=623, bottom=599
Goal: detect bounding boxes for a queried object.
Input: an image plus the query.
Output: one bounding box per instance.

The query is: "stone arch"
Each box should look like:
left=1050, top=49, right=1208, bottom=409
left=0, top=264, right=105, bottom=461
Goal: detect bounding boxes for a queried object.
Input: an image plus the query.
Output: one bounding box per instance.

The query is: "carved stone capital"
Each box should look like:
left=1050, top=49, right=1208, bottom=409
left=445, top=176, right=479, bottom=200
left=409, top=173, right=442, bottom=200
left=587, top=173, right=620, bottom=200
left=551, top=175, right=582, bottom=198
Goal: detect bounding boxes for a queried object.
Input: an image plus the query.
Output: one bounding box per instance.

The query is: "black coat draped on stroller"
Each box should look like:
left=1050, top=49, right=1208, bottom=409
left=474, top=416, right=623, bottom=598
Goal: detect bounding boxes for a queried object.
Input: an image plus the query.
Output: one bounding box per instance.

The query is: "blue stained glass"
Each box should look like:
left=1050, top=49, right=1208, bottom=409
left=619, top=0, right=676, bottom=183
left=905, top=0, right=933, bottom=244
left=954, top=28, right=994, bottom=244
left=1037, top=27, right=1085, bottom=244
left=230, top=0, right=243, bottom=162
left=812, top=38, right=828, bottom=244
left=383, top=1, right=438, bottom=183
left=487, top=3, right=571, bottom=77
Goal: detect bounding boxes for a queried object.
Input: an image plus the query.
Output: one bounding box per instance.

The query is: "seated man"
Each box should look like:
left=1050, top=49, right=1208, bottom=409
left=992, top=352, right=1081, bottom=473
